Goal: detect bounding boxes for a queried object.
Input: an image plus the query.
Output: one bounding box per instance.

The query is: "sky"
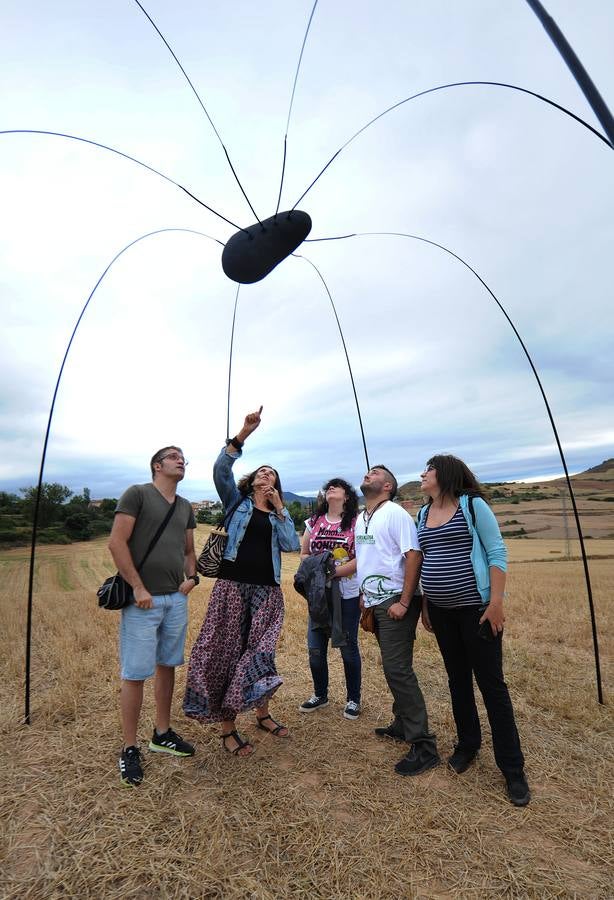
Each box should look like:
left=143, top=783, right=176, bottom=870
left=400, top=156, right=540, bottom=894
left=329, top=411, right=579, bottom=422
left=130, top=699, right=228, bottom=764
left=0, top=0, right=613, bottom=501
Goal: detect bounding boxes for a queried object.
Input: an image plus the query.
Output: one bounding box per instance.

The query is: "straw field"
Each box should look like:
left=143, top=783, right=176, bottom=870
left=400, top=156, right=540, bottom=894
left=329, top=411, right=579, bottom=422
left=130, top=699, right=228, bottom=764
left=1, top=528, right=612, bottom=899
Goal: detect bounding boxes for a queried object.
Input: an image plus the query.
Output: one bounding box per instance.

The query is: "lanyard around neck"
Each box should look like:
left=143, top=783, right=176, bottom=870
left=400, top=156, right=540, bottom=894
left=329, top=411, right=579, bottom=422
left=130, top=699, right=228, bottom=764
left=362, top=499, right=387, bottom=534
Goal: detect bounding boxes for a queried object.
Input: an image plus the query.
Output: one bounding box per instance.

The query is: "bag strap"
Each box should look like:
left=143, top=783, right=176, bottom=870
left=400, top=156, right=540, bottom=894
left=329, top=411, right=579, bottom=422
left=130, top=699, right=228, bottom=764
left=222, top=494, right=244, bottom=530
left=135, top=497, right=178, bottom=571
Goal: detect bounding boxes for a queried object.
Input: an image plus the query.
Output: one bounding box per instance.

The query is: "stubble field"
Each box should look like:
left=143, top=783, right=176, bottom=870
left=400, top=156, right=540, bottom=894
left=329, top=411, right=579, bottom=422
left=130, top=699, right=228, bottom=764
left=1, top=528, right=612, bottom=899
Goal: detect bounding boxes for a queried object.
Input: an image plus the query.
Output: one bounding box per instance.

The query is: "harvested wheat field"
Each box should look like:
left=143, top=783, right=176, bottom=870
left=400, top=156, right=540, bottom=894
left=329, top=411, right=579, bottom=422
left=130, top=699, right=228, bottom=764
left=1, top=529, right=613, bottom=899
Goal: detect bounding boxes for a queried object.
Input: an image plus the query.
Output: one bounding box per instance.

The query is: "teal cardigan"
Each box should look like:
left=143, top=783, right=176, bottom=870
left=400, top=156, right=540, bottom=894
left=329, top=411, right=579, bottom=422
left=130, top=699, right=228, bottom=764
left=417, top=495, right=507, bottom=604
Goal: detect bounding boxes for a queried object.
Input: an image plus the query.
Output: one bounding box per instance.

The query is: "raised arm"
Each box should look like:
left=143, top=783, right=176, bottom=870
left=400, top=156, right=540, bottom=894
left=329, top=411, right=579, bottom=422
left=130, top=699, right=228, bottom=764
left=213, top=406, right=263, bottom=507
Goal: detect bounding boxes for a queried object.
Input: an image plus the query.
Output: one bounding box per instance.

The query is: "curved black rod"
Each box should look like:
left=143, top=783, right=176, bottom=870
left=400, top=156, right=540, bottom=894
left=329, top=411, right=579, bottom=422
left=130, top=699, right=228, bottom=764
left=131, top=0, right=262, bottom=227
left=274, top=0, right=319, bottom=217
left=0, top=129, right=247, bottom=234
left=292, top=253, right=370, bottom=473
left=525, top=0, right=614, bottom=146
left=292, top=80, right=613, bottom=210
left=24, top=227, right=223, bottom=725
left=226, top=284, right=241, bottom=440
left=305, top=229, right=603, bottom=704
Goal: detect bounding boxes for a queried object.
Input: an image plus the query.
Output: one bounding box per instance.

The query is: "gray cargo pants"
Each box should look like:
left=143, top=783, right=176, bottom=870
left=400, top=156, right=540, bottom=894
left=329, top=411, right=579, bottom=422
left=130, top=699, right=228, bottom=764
left=374, top=594, right=437, bottom=754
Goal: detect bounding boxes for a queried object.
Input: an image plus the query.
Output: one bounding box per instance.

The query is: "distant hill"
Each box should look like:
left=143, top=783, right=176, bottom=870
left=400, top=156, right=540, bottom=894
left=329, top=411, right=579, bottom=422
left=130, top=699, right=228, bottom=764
left=284, top=491, right=316, bottom=507
left=398, top=459, right=614, bottom=540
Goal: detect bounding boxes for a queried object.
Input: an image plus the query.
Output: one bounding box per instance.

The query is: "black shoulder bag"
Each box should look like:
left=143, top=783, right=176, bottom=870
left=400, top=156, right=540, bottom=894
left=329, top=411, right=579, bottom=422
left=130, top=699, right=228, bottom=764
left=97, top=497, right=178, bottom=610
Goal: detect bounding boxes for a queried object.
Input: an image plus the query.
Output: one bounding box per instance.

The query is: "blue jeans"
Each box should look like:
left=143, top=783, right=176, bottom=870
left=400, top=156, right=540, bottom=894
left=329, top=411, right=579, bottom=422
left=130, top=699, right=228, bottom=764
left=307, top=595, right=361, bottom=703
left=120, top=592, right=188, bottom=680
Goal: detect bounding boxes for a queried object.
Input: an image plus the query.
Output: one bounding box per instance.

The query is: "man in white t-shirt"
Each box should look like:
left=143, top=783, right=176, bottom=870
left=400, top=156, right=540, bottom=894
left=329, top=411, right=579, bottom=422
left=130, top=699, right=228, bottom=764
left=355, top=465, right=439, bottom=776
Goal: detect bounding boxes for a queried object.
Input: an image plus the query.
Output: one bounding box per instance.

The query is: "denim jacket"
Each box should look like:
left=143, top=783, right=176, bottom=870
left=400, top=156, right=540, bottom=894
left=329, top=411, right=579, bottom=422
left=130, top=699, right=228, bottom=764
left=213, top=445, right=300, bottom=584
left=417, top=494, right=507, bottom=604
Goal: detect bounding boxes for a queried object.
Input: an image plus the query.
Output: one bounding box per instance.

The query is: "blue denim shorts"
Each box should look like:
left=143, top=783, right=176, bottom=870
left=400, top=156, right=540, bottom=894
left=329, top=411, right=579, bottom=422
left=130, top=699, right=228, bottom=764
left=119, top=591, right=188, bottom=680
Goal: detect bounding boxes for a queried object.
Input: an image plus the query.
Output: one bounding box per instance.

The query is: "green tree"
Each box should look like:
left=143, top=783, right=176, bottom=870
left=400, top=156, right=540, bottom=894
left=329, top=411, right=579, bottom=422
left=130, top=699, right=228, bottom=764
left=287, top=501, right=306, bottom=531
left=0, top=491, right=20, bottom=511
left=63, top=511, right=93, bottom=541
left=196, top=507, right=215, bottom=525
left=20, top=483, right=72, bottom=528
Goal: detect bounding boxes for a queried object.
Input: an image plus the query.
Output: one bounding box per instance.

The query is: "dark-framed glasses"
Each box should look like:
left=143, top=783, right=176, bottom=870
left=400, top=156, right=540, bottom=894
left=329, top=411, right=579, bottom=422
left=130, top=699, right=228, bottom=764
left=160, top=453, right=188, bottom=466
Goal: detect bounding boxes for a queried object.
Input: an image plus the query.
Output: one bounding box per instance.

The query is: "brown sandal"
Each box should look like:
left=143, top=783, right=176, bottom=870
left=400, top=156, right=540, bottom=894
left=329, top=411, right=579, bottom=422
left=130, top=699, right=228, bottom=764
left=221, top=729, right=254, bottom=756
left=256, top=714, right=289, bottom=737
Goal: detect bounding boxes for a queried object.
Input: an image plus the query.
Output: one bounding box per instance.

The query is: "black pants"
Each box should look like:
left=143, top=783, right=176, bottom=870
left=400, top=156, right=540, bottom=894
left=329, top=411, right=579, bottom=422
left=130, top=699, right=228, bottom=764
left=428, top=602, right=524, bottom=775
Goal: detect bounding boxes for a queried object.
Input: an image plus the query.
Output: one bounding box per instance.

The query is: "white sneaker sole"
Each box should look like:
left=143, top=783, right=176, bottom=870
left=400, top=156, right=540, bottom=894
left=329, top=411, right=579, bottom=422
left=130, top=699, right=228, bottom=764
left=298, top=700, right=329, bottom=713
left=343, top=710, right=360, bottom=720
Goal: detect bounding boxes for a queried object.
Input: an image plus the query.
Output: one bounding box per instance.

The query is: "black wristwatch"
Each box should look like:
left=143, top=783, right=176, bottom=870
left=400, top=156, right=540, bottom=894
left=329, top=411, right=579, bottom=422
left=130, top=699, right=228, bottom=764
left=187, top=574, right=200, bottom=586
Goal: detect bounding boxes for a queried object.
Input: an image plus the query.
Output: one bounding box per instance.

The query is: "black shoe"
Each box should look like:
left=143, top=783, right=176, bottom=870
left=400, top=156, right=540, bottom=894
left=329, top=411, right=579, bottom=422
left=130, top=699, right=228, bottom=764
left=447, top=745, right=479, bottom=774
left=149, top=728, right=195, bottom=757
left=298, top=695, right=329, bottom=713
left=374, top=723, right=406, bottom=742
left=505, top=771, right=531, bottom=807
left=343, top=701, right=361, bottom=721
left=395, top=744, right=441, bottom=777
left=119, top=745, right=143, bottom=787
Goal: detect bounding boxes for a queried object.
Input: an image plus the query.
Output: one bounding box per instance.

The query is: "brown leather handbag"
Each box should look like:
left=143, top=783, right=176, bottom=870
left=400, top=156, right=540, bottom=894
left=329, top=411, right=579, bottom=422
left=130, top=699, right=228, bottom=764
left=359, top=606, right=376, bottom=634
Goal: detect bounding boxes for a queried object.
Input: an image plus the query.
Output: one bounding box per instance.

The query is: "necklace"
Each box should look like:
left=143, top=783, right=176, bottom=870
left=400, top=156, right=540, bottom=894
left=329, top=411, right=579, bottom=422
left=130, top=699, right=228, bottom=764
left=362, top=499, right=388, bottom=533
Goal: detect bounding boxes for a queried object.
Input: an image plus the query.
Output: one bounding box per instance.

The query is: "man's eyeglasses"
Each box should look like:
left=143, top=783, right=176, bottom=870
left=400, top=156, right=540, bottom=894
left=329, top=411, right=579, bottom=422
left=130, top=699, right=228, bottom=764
left=160, top=453, right=188, bottom=466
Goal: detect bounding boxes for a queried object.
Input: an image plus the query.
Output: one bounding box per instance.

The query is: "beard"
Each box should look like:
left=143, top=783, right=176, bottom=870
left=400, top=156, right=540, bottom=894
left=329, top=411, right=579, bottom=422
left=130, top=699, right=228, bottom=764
left=361, top=480, right=377, bottom=497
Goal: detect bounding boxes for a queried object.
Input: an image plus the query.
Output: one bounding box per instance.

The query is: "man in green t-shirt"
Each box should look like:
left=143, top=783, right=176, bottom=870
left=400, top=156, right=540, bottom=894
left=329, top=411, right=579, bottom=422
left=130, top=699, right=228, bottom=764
left=108, top=445, right=198, bottom=787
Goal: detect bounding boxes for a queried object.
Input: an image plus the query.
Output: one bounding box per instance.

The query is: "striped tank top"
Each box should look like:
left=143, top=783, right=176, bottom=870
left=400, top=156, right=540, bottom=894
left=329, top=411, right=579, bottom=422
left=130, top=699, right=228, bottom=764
left=418, top=505, right=482, bottom=609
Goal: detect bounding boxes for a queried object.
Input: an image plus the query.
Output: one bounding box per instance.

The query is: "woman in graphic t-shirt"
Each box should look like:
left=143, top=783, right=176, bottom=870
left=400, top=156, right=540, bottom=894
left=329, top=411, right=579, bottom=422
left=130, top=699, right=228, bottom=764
left=298, top=478, right=361, bottom=720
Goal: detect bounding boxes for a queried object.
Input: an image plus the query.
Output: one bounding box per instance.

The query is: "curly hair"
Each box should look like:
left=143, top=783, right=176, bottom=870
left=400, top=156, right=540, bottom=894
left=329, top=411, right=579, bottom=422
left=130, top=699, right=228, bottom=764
left=424, top=454, right=485, bottom=501
left=309, top=477, right=359, bottom=531
left=237, top=464, right=284, bottom=510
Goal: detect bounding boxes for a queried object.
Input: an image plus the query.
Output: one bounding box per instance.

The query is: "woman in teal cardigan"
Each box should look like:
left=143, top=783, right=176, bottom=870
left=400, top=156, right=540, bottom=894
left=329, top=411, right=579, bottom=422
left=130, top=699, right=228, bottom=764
left=417, top=454, right=530, bottom=807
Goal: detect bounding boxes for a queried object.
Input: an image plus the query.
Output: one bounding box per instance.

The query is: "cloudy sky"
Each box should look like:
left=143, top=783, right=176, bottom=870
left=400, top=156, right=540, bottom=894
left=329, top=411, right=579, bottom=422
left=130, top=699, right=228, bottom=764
left=1, top=1, right=612, bottom=501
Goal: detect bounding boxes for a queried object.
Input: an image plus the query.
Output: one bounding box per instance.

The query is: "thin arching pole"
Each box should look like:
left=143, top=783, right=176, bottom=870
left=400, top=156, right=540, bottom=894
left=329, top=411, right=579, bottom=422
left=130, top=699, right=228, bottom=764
left=294, top=254, right=370, bottom=473
left=226, top=284, right=241, bottom=440
left=24, top=227, right=223, bottom=724
left=306, top=230, right=604, bottom=704
left=524, top=0, right=614, bottom=146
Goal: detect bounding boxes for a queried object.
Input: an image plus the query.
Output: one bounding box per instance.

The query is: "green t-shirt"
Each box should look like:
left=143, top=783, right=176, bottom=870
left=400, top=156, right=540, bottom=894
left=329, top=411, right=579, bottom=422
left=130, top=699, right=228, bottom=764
left=116, top=483, right=196, bottom=595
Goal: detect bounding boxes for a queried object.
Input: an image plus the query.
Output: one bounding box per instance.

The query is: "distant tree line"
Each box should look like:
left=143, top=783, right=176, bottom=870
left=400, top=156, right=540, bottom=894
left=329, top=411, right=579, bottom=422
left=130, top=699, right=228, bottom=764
left=0, top=487, right=317, bottom=548
left=196, top=499, right=313, bottom=533
left=0, top=484, right=117, bottom=546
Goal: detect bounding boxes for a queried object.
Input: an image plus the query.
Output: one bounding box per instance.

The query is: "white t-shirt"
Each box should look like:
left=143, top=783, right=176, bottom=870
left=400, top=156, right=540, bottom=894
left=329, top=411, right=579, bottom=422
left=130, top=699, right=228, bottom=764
left=355, top=501, right=421, bottom=608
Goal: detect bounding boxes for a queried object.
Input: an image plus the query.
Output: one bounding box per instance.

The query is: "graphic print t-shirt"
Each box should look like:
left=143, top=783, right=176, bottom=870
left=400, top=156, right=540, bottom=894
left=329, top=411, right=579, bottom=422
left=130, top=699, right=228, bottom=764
left=304, top=514, right=359, bottom=599
left=354, top=501, right=421, bottom=608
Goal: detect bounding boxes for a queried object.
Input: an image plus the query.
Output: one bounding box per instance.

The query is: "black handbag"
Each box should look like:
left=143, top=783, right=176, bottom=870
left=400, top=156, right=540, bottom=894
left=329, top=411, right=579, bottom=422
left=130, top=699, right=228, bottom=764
left=97, top=498, right=178, bottom=610
left=196, top=496, right=243, bottom=578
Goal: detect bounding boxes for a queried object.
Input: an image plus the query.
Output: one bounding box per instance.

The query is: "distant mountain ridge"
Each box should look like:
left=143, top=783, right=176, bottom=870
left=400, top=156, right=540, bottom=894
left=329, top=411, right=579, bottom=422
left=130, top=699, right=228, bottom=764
left=398, top=458, right=614, bottom=540
left=284, top=491, right=316, bottom=507
left=399, top=458, right=614, bottom=503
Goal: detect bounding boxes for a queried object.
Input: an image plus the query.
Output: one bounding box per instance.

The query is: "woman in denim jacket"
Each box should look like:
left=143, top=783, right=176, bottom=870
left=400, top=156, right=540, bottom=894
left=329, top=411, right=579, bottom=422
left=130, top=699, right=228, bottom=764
left=417, top=454, right=530, bottom=807
left=184, top=407, right=300, bottom=757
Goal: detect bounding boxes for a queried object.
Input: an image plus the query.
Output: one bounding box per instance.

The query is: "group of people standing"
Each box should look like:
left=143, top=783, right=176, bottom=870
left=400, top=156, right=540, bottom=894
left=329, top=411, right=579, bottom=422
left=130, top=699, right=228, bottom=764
left=108, top=407, right=530, bottom=807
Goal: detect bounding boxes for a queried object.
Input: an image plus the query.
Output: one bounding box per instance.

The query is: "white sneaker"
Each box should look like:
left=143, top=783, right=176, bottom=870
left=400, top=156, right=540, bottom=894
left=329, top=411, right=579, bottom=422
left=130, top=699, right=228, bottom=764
left=343, top=700, right=361, bottom=720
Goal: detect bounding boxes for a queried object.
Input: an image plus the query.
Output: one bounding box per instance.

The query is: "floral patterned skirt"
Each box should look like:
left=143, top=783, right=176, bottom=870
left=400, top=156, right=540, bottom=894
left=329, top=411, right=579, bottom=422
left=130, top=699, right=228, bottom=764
left=183, top=579, right=284, bottom=723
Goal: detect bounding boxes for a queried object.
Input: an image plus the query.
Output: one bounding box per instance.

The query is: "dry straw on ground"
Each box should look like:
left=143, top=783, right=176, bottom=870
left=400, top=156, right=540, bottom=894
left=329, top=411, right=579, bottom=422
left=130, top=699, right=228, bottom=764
left=1, top=530, right=612, bottom=898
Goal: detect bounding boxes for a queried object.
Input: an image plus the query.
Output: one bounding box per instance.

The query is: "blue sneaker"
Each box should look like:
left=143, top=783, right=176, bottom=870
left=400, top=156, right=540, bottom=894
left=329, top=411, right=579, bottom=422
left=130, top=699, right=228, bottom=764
left=298, top=695, right=329, bottom=713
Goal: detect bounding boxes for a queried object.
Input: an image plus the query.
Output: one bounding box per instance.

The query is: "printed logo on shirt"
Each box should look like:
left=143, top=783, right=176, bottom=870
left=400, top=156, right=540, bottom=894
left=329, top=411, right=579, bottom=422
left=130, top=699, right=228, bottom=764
left=310, top=522, right=352, bottom=556
left=360, top=573, right=398, bottom=603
